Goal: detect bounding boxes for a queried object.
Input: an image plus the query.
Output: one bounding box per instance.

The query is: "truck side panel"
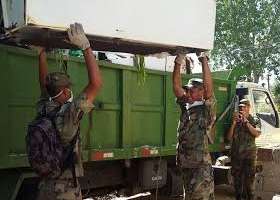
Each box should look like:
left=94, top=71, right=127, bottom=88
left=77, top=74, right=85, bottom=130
left=0, top=45, right=236, bottom=170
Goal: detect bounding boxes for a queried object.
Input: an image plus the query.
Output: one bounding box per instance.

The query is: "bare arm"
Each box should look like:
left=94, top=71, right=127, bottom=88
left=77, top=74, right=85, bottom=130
left=246, top=121, right=261, bottom=137
left=172, top=63, right=185, bottom=98
left=199, top=55, right=213, bottom=99
left=38, top=48, right=48, bottom=92
left=82, top=48, right=102, bottom=103
left=227, top=123, right=236, bottom=141
left=67, top=23, right=102, bottom=103
left=227, top=113, right=237, bottom=140
left=172, top=54, right=186, bottom=98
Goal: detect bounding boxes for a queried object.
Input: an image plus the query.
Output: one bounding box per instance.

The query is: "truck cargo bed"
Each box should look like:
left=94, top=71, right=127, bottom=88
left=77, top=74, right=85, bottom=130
left=0, top=44, right=235, bottom=169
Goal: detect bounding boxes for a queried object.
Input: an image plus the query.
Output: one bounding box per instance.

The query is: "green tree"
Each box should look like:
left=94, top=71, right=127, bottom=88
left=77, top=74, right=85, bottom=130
left=272, top=79, right=280, bottom=111
left=212, top=0, right=280, bottom=83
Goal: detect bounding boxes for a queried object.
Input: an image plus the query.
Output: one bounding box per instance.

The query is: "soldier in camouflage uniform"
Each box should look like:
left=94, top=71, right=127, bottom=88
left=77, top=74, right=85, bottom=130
left=172, top=53, right=216, bottom=200
left=227, top=99, right=261, bottom=200
left=35, top=23, right=102, bottom=200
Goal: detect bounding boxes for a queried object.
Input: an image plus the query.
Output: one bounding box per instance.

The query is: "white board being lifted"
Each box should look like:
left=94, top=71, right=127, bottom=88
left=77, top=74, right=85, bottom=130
left=1, top=0, right=216, bottom=54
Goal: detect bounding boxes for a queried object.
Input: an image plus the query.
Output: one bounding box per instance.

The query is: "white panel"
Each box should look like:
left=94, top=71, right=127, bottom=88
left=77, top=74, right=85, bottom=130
left=256, top=119, right=280, bottom=147
left=1, top=0, right=25, bottom=29
left=26, top=0, right=216, bottom=50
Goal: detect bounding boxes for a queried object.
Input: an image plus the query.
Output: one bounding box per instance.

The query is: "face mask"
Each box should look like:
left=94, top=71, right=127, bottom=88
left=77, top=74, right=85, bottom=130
left=49, top=90, right=63, bottom=101
left=67, top=89, right=74, bottom=102
left=49, top=88, right=73, bottom=102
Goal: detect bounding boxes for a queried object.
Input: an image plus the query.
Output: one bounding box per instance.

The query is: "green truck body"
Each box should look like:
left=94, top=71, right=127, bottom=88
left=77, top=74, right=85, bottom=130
left=0, top=45, right=236, bottom=199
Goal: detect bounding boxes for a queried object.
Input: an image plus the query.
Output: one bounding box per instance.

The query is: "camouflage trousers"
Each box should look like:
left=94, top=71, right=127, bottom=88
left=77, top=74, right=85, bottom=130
left=36, top=178, right=82, bottom=200
left=181, top=165, right=215, bottom=200
left=231, top=158, right=256, bottom=200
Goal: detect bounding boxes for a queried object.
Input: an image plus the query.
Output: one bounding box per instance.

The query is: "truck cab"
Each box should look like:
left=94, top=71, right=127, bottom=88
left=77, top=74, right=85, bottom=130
left=236, top=82, right=280, bottom=146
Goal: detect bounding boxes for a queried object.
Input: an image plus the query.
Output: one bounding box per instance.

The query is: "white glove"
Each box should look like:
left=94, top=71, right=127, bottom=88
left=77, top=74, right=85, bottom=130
left=197, top=51, right=210, bottom=62
left=174, top=54, right=186, bottom=66
left=67, top=23, right=90, bottom=50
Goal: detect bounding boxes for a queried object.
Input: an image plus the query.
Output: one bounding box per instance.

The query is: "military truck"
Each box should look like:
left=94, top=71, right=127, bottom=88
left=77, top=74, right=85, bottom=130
left=0, top=44, right=279, bottom=199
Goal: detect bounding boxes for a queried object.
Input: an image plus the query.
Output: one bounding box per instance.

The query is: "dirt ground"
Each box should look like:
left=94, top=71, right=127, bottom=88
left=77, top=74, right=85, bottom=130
left=86, top=184, right=236, bottom=200
left=215, top=185, right=235, bottom=200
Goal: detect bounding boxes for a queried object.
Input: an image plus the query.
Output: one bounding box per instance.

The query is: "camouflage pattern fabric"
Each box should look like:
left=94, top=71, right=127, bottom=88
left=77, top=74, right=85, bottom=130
left=36, top=93, right=93, bottom=199
left=36, top=178, right=82, bottom=200
left=231, top=115, right=261, bottom=200
left=231, top=159, right=256, bottom=200
left=231, top=115, right=260, bottom=160
left=175, top=94, right=190, bottom=167
left=204, top=97, right=217, bottom=144
left=176, top=96, right=216, bottom=168
left=181, top=164, right=215, bottom=200
left=176, top=95, right=216, bottom=200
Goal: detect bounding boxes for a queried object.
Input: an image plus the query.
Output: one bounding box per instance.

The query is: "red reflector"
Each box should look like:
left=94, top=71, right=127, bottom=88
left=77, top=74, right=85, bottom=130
left=141, top=148, right=151, bottom=157
left=92, top=152, right=103, bottom=160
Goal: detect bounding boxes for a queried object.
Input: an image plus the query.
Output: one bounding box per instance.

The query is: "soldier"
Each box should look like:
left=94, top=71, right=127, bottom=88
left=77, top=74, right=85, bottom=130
left=227, top=99, right=261, bottom=200
left=172, top=53, right=216, bottom=200
left=35, top=23, right=102, bottom=200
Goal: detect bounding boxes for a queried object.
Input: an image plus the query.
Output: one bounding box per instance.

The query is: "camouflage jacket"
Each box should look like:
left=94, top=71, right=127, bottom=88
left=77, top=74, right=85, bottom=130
left=176, top=95, right=216, bottom=168
left=231, top=115, right=261, bottom=161
left=37, top=92, right=93, bottom=178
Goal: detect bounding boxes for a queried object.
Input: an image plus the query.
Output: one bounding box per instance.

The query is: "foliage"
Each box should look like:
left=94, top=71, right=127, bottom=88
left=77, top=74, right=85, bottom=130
left=133, top=55, right=147, bottom=85
left=52, top=49, right=68, bottom=73
left=272, top=80, right=280, bottom=111
left=212, top=0, right=280, bottom=83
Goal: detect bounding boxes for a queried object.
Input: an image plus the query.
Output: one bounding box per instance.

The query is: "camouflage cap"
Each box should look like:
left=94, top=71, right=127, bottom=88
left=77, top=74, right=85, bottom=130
left=46, top=72, right=72, bottom=89
left=239, top=99, right=250, bottom=107
left=186, top=78, right=203, bottom=89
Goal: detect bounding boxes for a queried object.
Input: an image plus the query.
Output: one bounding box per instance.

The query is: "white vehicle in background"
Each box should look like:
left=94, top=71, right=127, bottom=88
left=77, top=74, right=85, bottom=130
left=236, top=82, right=280, bottom=146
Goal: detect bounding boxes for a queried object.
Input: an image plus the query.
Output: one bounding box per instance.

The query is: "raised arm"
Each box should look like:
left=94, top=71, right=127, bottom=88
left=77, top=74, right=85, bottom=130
left=173, top=54, right=185, bottom=98
left=38, top=48, right=48, bottom=93
left=246, top=122, right=261, bottom=137
left=227, top=112, right=238, bottom=141
left=68, top=23, right=102, bottom=103
left=82, top=48, right=102, bottom=103
left=198, top=53, right=213, bottom=99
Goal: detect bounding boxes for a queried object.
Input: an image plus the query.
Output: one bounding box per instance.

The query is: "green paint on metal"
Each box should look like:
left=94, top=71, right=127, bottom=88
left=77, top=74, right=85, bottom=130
left=122, top=70, right=132, bottom=148
left=0, top=44, right=236, bottom=171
